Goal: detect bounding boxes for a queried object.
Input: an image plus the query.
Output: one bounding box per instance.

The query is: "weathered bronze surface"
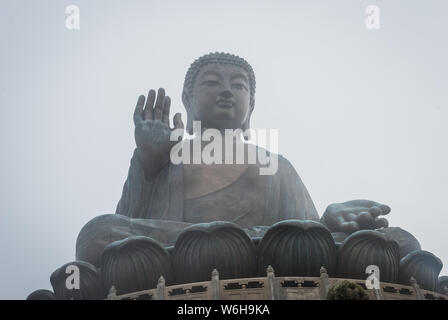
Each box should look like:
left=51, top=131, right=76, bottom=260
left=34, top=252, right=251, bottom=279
left=29, top=53, right=445, bottom=299
left=76, top=53, right=399, bottom=265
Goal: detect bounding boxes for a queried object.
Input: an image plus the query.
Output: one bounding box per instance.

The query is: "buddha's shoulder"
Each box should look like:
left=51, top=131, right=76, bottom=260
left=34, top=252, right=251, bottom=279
left=247, top=144, right=292, bottom=171
left=246, top=143, right=284, bottom=157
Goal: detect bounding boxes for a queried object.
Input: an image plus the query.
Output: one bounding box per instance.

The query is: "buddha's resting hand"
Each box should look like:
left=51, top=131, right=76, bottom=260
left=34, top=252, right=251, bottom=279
left=133, top=88, right=184, bottom=179
left=320, top=199, right=390, bottom=233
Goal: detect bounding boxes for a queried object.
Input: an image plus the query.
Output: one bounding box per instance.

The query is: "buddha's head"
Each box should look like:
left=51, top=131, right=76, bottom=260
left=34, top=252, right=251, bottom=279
left=182, top=52, right=256, bottom=134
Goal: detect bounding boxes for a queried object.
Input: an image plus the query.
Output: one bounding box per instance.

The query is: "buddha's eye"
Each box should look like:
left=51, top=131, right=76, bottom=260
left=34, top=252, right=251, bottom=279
left=202, top=80, right=220, bottom=86
left=232, top=83, right=247, bottom=91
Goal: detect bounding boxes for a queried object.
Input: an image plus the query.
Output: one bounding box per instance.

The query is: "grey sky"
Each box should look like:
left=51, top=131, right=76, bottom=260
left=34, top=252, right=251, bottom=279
left=0, top=0, right=447, bottom=299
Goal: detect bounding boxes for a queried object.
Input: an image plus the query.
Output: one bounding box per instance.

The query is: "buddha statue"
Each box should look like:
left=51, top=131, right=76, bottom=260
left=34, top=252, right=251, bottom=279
left=31, top=53, right=444, bottom=299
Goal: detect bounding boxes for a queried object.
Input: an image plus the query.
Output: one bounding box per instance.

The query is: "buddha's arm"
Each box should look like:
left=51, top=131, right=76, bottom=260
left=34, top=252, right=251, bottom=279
left=76, top=214, right=193, bottom=266
left=271, top=155, right=320, bottom=221
left=135, top=126, right=173, bottom=181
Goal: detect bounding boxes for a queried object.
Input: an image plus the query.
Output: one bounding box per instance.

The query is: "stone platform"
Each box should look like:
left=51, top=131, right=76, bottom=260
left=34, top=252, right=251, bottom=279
left=104, top=267, right=447, bottom=300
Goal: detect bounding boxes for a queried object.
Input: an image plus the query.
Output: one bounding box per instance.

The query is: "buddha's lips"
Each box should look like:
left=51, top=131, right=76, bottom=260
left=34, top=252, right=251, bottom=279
left=216, top=100, right=234, bottom=109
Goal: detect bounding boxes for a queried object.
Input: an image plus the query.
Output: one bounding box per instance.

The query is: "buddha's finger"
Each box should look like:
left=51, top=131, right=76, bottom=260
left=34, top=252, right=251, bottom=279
left=340, top=221, right=360, bottom=233
left=355, top=211, right=375, bottom=228
left=173, top=113, right=184, bottom=130
left=133, top=95, right=145, bottom=125
left=344, top=212, right=358, bottom=221
left=144, top=89, right=156, bottom=120
left=332, top=215, right=348, bottom=231
left=153, top=88, right=165, bottom=121
left=368, top=206, right=382, bottom=218
left=162, top=96, right=171, bottom=125
left=378, top=204, right=391, bottom=215
left=374, top=217, right=389, bottom=229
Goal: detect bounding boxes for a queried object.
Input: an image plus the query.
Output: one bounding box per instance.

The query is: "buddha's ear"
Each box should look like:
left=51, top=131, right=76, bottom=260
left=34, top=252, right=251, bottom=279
left=182, top=90, right=190, bottom=109
left=242, top=102, right=255, bottom=140
left=182, top=90, right=194, bottom=134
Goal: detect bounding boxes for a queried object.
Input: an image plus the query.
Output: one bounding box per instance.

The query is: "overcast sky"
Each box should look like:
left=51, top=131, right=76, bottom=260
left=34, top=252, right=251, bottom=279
left=1, top=0, right=447, bottom=299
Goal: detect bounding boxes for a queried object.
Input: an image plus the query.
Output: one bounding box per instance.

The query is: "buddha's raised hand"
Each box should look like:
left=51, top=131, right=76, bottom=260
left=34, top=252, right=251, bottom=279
left=133, top=88, right=184, bottom=179
left=321, top=200, right=390, bottom=233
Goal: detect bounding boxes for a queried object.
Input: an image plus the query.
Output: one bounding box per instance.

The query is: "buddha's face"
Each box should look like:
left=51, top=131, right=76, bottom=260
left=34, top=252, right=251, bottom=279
left=188, top=63, right=251, bottom=131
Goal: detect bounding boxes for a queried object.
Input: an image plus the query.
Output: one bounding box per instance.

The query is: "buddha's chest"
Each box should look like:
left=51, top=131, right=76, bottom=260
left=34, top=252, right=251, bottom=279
left=183, top=163, right=251, bottom=199
left=182, top=163, right=269, bottom=226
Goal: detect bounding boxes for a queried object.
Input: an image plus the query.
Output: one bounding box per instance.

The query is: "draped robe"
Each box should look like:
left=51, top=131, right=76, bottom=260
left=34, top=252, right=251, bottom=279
left=76, top=146, right=320, bottom=266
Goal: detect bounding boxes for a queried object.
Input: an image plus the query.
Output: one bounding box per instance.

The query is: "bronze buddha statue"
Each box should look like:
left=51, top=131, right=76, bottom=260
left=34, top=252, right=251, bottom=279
left=75, top=52, right=395, bottom=266
left=30, top=53, right=444, bottom=299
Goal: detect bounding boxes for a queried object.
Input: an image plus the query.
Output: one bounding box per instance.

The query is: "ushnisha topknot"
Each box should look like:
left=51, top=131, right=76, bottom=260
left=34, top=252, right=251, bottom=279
left=183, top=52, right=256, bottom=109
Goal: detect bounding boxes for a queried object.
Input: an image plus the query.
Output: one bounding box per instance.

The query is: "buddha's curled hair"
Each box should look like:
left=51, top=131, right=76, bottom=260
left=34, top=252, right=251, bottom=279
left=182, top=52, right=256, bottom=109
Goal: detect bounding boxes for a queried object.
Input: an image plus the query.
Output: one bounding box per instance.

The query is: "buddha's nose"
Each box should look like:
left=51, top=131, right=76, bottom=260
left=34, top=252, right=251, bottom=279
left=219, top=89, right=233, bottom=99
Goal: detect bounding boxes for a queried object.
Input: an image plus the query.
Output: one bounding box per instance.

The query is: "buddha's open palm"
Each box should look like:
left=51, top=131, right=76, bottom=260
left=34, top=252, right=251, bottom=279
left=321, top=200, right=390, bottom=233
left=134, top=88, right=184, bottom=154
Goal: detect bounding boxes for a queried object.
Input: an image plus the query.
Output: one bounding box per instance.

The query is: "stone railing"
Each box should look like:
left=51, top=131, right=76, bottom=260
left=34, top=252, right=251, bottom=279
left=105, top=266, right=448, bottom=300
